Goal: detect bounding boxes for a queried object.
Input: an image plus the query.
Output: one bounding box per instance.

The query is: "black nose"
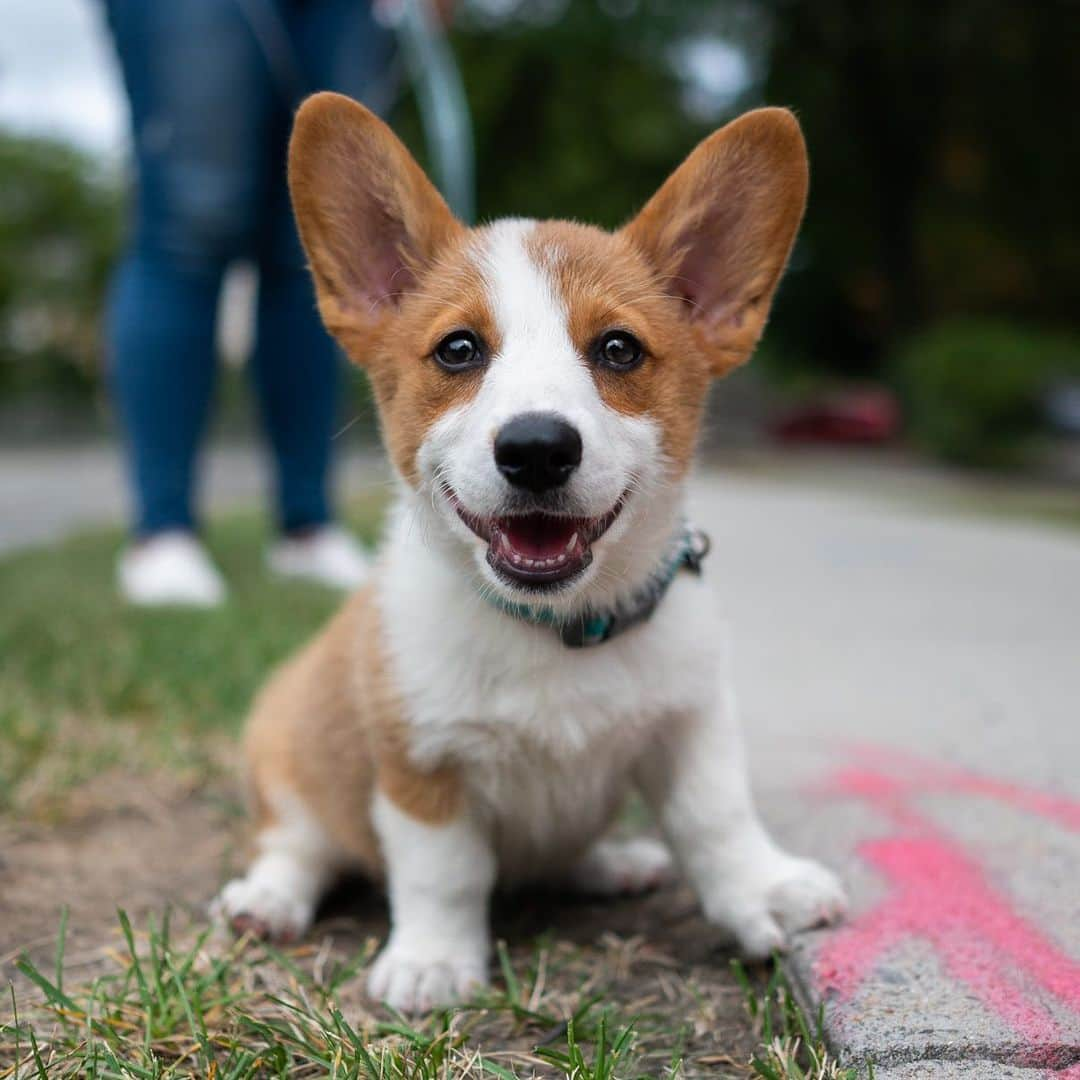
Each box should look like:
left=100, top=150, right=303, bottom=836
left=494, top=412, right=583, bottom=493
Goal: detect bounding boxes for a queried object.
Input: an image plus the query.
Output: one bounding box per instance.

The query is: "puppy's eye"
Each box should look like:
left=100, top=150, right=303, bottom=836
left=595, top=330, right=644, bottom=371
left=434, top=331, right=483, bottom=372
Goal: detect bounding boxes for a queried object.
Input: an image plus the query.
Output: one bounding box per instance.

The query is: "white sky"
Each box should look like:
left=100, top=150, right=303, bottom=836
left=0, top=0, right=128, bottom=152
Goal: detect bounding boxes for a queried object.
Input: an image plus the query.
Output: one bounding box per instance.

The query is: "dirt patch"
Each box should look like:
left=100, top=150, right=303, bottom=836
left=2, top=787, right=761, bottom=1076
left=0, top=785, right=239, bottom=971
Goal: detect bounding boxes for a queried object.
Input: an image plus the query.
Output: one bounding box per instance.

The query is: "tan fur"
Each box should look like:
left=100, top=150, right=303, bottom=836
left=370, top=247, right=500, bottom=487
left=244, top=587, right=461, bottom=877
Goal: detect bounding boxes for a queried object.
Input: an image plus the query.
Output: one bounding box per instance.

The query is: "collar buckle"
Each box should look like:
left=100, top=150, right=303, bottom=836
left=559, top=614, right=615, bottom=648
left=681, top=526, right=711, bottom=576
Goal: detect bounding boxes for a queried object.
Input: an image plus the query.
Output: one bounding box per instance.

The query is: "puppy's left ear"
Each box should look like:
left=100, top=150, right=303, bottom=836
left=622, top=108, right=808, bottom=376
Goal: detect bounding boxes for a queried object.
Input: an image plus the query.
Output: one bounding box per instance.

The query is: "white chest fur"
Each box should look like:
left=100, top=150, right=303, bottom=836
left=375, top=510, right=724, bottom=881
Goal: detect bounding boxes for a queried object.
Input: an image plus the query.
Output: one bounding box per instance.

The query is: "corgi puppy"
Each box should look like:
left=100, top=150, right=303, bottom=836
left=215, top=93, right=846, bottom=1013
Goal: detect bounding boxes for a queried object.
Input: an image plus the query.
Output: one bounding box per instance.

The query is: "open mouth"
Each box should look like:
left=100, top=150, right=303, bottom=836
left=449, top=493, right=625, bottom=588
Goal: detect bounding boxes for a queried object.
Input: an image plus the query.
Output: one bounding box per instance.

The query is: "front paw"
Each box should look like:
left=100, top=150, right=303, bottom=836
left=705, top=854, right=847, bottom=959
left=211, top=876, right=314, bottom=944
left=367, top=935, right=489, bottom=1014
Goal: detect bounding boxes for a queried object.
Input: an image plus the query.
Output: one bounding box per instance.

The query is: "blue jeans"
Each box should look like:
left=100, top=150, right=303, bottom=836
left=103, top=0, right=395, bottom=535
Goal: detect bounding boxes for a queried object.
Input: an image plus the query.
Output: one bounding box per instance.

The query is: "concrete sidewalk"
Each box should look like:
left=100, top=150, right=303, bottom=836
left=687, top=475, right=1080, bottom=1077
left=3, top=445, right=1078, bottom=1075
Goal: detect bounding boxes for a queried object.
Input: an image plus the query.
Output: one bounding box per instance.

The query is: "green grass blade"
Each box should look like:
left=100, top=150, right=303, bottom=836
left=27, top=1026, right=50, bottom=1080
left=478, top=1058, right=518, bottom=1080
left=16, top=953, right=84, bottom=1016
left=54, top=903, right=69, bottom=1000
left=496, top=941, right=520, bottom=1006
left=116, top=909, right=154, bottom=1022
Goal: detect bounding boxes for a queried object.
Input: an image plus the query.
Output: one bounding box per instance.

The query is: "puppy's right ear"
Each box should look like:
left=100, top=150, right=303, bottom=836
left=288, top=93, right=463, bottom=355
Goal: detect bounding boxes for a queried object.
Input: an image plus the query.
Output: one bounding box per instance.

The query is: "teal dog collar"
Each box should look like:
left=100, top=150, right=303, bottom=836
left=487, top=524, right=710, bottom=648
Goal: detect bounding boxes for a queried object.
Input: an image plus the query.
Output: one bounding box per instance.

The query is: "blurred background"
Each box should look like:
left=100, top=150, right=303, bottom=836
left=3, top=0, right=1080, bottom=474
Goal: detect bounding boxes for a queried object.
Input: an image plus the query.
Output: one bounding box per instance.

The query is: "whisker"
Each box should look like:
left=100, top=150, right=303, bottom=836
left=332, top=413, right=365, bottom=441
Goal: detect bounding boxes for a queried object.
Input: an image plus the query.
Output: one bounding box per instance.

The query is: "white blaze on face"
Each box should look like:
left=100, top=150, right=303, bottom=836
left=419, top=219, right=660, bottom=521
left=478, top=218, right=596, bottom=426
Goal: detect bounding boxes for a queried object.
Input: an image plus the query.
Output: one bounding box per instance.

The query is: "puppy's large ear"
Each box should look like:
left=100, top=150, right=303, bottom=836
left=622, top=108, right=808, bottom=376
left=288, top=93, right=463, bottom=356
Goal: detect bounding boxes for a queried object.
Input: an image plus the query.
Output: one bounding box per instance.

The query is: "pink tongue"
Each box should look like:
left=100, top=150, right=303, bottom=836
left=501, top=513, right=579, bottom=558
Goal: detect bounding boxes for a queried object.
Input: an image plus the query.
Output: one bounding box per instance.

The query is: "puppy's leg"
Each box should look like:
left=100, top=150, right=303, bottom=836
left=367, top=791, right=495, bottom=1013
left=567, top=837, right=675, bottom=897
left=214, top=792, right=341, bottom=943
left=637, top=691, right=846, bottom=958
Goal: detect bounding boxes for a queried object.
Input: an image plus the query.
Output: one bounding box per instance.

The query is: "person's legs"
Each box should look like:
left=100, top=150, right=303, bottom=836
left=107, top=256, right=222, bottom=535
left=249, top=260, right=339, bottom=533
left=249, top=0, right=397, bottom=536
left=291, top=0, right=399, bottom=118
left=103, top=0, right=276, bottom=537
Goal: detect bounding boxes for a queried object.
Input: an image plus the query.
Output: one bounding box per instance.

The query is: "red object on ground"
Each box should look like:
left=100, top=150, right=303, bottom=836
left=771, top=388, right=900, bottom=444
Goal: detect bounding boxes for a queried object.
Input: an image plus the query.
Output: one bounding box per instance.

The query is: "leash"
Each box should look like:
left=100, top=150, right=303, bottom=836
left=376, top=0, right=476, bottom=222
left=488, top=524, right=711, bottom=648
left=236, top=0, right=476, bottom=223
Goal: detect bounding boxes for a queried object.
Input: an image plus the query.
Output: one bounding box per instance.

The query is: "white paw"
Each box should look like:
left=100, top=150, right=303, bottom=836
left=212, top=876, right=315, bottom=944
left=571, top=837, right=676, bottom=896
left=705, top=855, right=847, bottom=959
left=367, top=935, right=488, bottom=1014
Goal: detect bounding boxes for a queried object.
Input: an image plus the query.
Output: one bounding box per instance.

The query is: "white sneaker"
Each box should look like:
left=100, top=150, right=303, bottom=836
left=267, top=525, right=370, bottom=591
left=118, top=531, right=227, bottom=608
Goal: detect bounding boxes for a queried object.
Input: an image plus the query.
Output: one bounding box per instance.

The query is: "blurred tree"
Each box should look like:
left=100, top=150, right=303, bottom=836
left=5, top=0, right=1079, bottom=404
left=398, top=0, right=1080, bottom=381
left=758, top=0, right=1080, bottom=374
left=394, top=0, right=725, bottom=227
left=0, top=131, right=122, bottom=397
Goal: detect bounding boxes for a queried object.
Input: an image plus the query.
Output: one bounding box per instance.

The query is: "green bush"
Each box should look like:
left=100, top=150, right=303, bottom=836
left=0, top=131, right=122, bottom=397
left=894, top=320, right=1080, bottom=467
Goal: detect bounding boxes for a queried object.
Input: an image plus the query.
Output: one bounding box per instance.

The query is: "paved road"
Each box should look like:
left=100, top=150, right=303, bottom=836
left=688, top=476, right=1080, bottom=1077
left=3, top=446, right=1079, bottom=1075
left=0, top=443, right=385, bottom=553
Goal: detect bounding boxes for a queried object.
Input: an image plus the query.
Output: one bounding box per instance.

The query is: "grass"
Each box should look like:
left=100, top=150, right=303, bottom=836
left=730, top=963, right=870, bottom=1080
left=2, top=910, right=675, bottom=1078
left=0, top=494, right=386, bottom=821
left=1, top=498, right=870, bottom=1078
left=2, top=910, right=869, bottom=1079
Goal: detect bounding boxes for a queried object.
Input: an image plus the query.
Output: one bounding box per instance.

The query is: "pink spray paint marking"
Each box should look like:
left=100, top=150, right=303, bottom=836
left=842, top=744, right=1080, bottom=833
left=814, top=750, right=1080, bottom=1074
